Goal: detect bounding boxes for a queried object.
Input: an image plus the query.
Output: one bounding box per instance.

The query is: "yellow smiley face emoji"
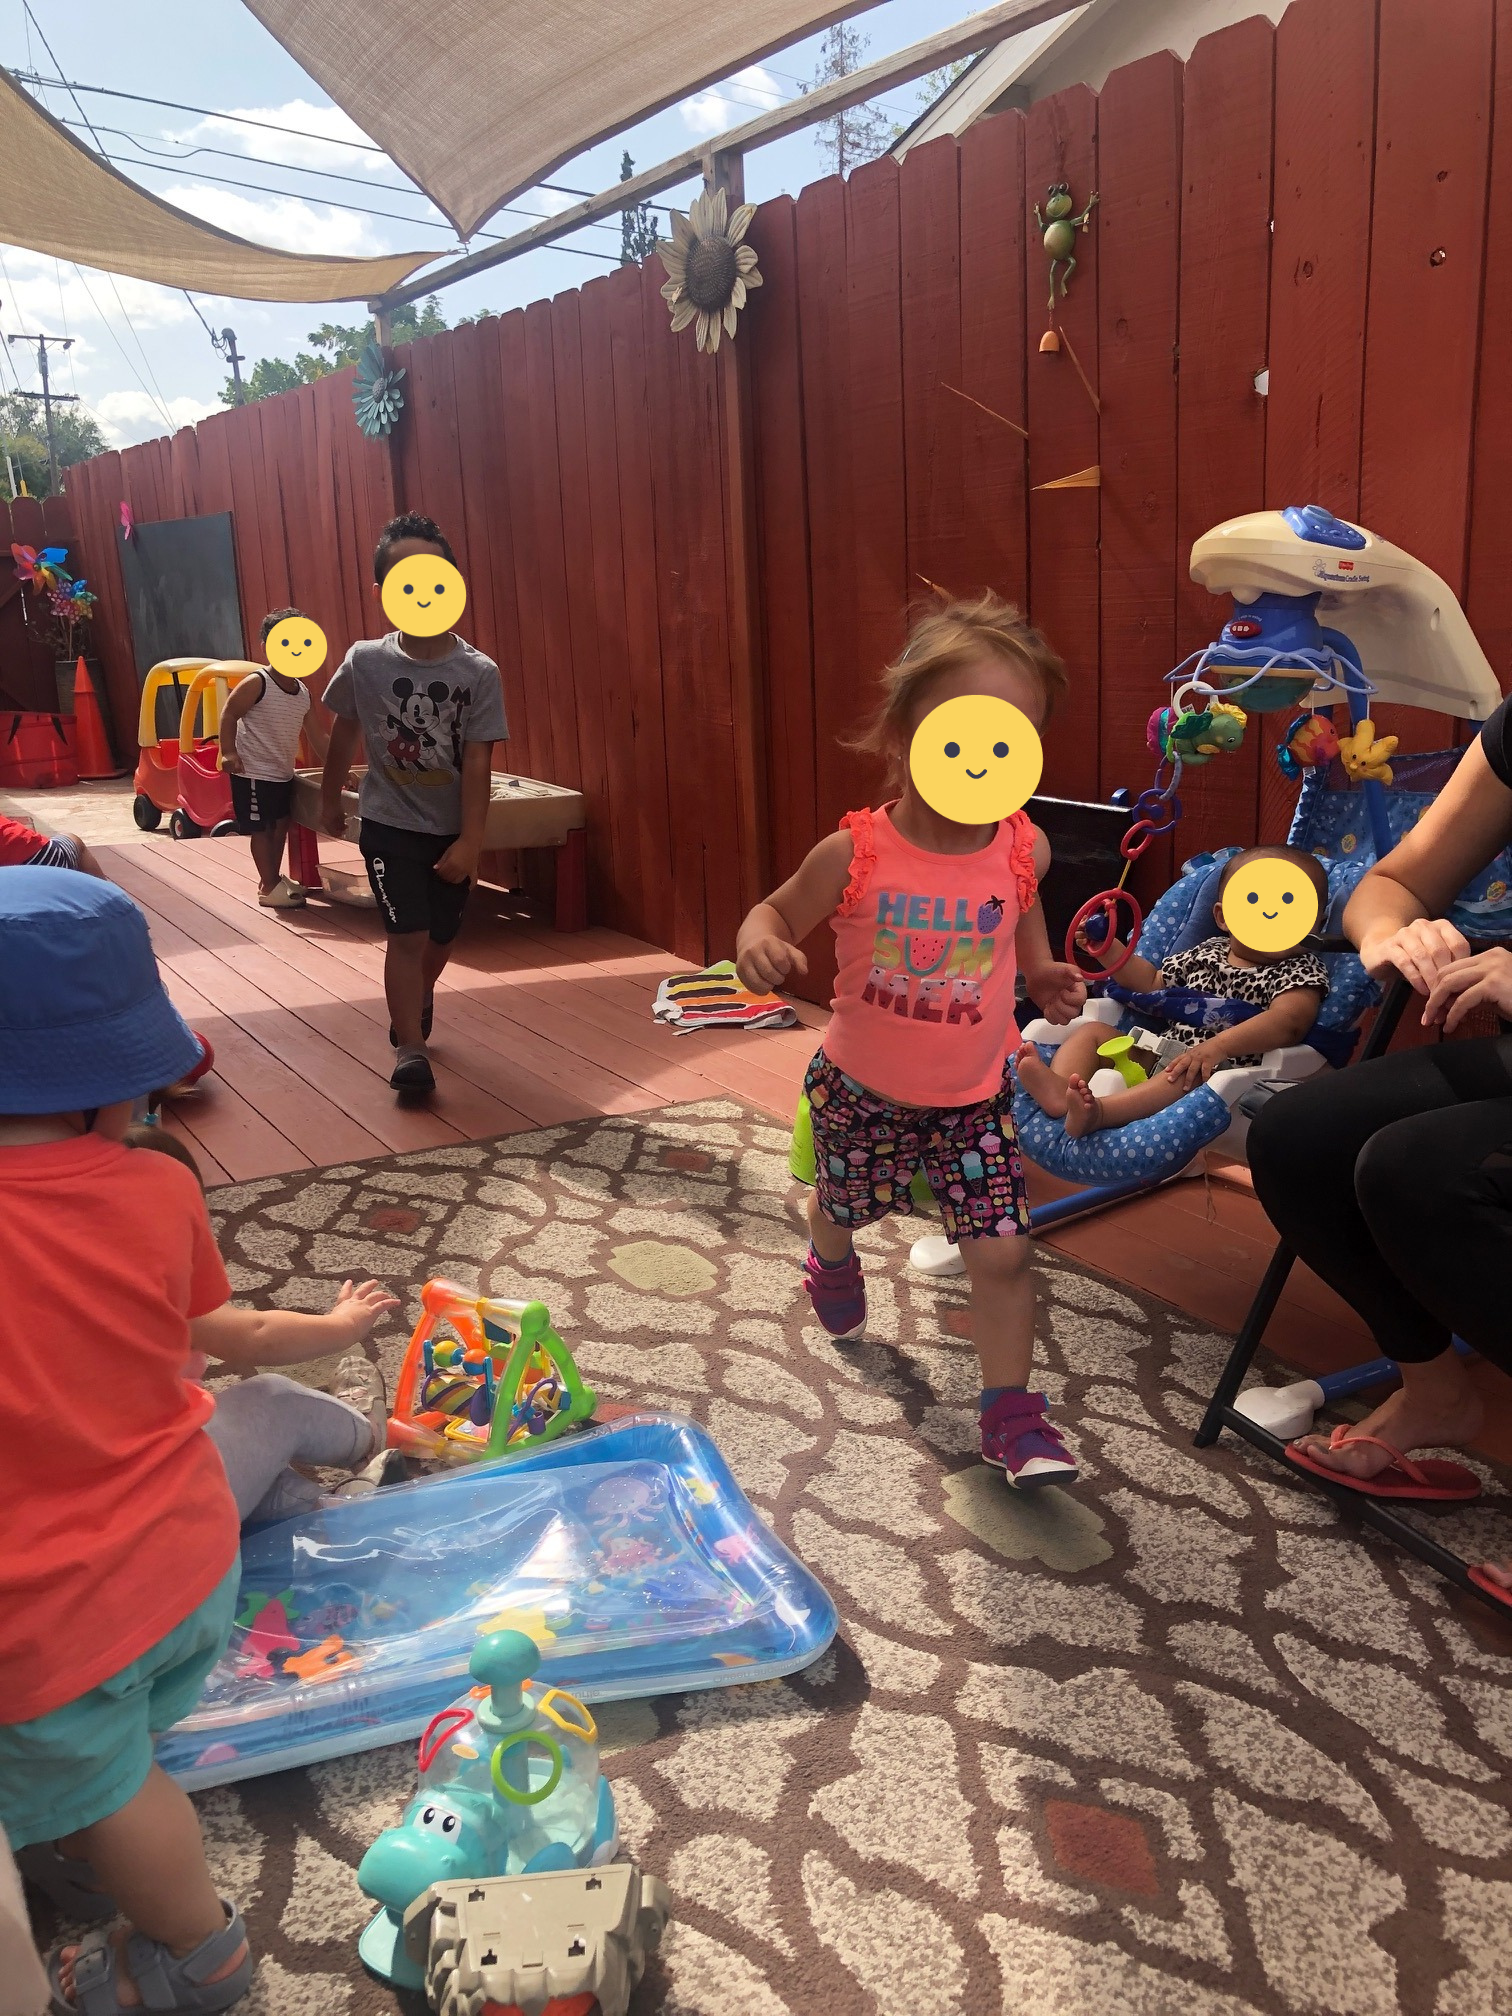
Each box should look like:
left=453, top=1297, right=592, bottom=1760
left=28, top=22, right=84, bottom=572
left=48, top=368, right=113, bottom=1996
left=1221, top=855, right=1321, bottom=953
left=381, top=553, right=467, bottom=637
left=263, top=615, right=328, bottom=680
left=908, top=695, right=1044, bottom=825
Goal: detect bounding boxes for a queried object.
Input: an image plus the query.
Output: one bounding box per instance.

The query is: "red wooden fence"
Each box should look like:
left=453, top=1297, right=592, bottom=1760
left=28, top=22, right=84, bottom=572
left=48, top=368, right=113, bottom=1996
left=59, top=0, right=1512, bottom=1003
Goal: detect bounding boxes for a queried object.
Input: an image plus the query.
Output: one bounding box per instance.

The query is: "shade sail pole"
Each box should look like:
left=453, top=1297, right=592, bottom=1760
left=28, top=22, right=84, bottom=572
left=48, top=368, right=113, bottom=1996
left=374, top=0, right=1083, bottom=310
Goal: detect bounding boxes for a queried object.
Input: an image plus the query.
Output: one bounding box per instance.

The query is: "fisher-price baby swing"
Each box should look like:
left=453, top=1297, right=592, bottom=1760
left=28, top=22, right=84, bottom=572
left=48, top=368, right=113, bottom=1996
left=892, top=506, right=1495, bottom=1273
left=890, top=505, right=1512, bottom=1607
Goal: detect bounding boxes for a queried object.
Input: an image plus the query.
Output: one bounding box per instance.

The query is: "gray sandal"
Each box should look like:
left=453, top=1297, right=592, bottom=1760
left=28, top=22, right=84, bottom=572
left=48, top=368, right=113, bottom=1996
left=16, top=1842, right=116, bottom=1924
left=48, top=1898, right=251, bottom=2014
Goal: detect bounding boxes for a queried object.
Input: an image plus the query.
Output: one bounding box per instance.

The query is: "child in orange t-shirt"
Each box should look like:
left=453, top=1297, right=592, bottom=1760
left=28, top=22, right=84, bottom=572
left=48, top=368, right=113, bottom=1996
left=0, top=869, right=396, bottom=2014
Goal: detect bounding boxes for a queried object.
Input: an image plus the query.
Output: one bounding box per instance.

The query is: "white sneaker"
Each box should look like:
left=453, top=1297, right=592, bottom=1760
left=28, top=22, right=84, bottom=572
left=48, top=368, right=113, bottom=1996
left=258, top=875, right=308, bottom=908
left=330, top=1353, right=387, bottom=1458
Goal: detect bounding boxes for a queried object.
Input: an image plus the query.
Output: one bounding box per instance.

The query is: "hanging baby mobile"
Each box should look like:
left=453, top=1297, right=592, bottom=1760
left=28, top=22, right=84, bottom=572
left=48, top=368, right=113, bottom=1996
left=657, top=187, right=763, bottom=354
left=352, top=340, right=406, bottom=438
left=1066, top=604, right=1382, bottom=980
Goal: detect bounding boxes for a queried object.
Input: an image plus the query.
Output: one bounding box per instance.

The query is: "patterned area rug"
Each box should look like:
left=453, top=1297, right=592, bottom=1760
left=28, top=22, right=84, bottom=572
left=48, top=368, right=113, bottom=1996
left=149, top=1103, right=1512, bottom=2013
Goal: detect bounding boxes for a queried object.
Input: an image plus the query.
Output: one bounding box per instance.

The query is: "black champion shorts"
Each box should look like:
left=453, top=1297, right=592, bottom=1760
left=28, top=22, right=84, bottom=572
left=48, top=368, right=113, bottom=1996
left=358, top=819, right=471, bottom=943
left=229, top=772, right=294, bottom=834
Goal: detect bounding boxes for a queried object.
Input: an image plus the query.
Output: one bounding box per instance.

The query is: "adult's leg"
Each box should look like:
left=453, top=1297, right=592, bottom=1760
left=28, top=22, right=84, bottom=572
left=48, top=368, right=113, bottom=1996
left=206, top=1374, right=374, bottom=1523
left=1246, top=1037, right=1512, bottom=1363
left=1289, top=1093, right=1512, bottom=1489
left=1355, top=1093, right=1512, bottom=1372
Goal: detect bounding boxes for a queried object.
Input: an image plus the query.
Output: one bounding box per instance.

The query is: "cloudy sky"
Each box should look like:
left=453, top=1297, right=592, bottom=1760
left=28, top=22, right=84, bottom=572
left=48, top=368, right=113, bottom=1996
left=0, top=0, right=959, bottom=449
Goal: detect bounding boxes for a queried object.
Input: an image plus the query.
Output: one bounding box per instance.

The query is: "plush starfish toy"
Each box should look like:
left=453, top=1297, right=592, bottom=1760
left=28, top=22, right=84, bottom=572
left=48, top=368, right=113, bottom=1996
left=1337, top=718, right=1397, bottom=786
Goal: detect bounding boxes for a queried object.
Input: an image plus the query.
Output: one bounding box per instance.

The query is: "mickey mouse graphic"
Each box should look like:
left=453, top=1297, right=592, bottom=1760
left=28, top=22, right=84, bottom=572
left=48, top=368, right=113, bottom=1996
left=386, top=677, right=451, bottom=773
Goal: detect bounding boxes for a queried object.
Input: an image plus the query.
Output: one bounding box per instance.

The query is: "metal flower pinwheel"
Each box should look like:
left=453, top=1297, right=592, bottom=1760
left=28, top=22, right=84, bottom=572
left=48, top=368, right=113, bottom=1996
left=352, top=339, right=406, bottom=437
left=657, top=187, right=763, bottom=354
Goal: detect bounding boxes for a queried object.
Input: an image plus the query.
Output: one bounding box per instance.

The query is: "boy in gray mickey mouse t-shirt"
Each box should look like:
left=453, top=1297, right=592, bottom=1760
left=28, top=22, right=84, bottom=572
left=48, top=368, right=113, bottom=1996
left=321, top=512, right=507, bottom=1096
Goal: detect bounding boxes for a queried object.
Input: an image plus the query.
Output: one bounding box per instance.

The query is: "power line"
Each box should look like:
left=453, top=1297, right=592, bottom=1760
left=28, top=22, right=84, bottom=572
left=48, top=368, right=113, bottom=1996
left=52, top=114, right=676, bottom=217
left=11, top=69, right=671, bottom=211
left=91, top=144, right=624, bottom=252
left=63, top=260, right=175, bottom=432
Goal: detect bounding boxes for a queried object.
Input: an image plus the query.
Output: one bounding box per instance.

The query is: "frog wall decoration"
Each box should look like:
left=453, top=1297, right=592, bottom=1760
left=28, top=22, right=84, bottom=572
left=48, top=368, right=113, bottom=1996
left=1034, top=181, right=1099, bottom=352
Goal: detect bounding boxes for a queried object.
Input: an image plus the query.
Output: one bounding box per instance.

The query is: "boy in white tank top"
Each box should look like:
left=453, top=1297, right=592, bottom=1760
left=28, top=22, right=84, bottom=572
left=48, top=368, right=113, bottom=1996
left=219, top=607, right=328, bottom=907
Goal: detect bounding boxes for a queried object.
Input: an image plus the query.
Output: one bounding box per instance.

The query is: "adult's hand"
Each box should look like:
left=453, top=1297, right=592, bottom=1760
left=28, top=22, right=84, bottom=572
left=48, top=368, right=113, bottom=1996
left=1423, top=946, right=1512, bottom=1034
left=1357, top=917, right=1471, bottom=996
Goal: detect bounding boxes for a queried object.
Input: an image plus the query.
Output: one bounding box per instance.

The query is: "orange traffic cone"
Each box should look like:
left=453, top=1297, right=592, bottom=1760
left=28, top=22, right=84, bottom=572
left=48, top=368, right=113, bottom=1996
left=72, top=656, right=126, bottom=779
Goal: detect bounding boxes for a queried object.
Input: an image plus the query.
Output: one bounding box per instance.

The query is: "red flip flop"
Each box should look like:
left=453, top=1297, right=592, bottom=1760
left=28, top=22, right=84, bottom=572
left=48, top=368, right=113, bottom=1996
left=1467, top=1565, right=1512, bottom=1611
left=1284, top=1429, right=1481, bottom=1503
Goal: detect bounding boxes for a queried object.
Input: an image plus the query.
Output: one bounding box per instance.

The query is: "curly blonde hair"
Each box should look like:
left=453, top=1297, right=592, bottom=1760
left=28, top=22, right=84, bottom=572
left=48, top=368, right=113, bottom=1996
left=849, top=592, right=1069, bottom=790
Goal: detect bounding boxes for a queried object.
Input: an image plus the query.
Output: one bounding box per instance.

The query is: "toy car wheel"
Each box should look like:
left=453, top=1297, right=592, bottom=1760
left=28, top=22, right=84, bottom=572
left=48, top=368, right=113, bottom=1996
left=169, top=809, right=202, bottom=841
left=210, top=818, right=238, bottom=838
left=132, top=792, right=163, bottom=831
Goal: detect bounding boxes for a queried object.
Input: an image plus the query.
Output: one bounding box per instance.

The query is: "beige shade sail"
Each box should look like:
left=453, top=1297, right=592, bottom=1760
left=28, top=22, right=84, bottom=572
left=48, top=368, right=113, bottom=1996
left=0, top=66, right=436, bottom=303
left=243, top=0, right=875, bottom=240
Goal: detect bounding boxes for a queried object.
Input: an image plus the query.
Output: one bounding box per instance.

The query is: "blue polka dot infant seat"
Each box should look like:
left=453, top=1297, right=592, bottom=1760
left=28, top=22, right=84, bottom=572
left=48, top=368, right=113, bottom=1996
left=1018, top=823, right=1379, bottom=1185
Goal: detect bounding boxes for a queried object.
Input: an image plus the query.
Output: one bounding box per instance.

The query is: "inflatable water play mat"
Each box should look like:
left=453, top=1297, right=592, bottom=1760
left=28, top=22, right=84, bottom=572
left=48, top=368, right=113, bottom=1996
left=157, top=1413, right=836, bottom=1790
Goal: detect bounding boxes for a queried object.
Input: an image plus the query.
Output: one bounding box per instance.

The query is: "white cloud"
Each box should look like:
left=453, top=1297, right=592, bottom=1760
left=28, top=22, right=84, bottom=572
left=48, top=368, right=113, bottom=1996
left=95, top=388, right=217, bottom=448
left=155, top=183, right=388, bottom=257
left=522, top=186, right=579, bottom=219
left=0, top=251, right=190, bottom=337
left=680, top=65, right=784, bottom=139
left=179, top=99, right=394, bottom=179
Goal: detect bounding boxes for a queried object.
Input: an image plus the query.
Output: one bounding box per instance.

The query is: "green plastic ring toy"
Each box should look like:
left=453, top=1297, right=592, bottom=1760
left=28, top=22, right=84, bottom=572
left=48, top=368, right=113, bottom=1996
left=490, top=1730, right=564, bottom=1806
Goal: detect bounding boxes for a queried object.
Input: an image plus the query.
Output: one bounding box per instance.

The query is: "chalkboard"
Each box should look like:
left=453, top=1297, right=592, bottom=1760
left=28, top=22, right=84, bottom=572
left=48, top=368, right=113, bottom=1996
left=118, top=513, right=245, bottom=679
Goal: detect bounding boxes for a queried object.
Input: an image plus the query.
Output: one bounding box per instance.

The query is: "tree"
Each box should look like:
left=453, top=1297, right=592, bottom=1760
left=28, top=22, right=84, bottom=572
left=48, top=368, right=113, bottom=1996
left=221, top=296, right=450, bottom=405
left=807, top=22, right=890, bottom=177
left=619, top=151, right=659, bottom=266
left=0, top=393, right=107, bottom=499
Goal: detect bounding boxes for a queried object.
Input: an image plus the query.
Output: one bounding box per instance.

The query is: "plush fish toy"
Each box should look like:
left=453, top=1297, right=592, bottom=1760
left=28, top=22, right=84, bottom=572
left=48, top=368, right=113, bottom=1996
left=1277, top=712, right=1341, bottom=781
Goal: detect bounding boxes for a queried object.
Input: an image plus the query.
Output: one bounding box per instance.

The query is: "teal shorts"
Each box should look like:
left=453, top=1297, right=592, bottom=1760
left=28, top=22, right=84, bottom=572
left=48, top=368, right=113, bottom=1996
left=0, top=1562, right=239, bottom=1848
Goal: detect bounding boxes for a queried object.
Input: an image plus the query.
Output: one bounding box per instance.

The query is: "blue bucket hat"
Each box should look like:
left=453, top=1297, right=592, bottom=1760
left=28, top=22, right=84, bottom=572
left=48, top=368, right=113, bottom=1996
left=0, top=868, right=203, bottom=1114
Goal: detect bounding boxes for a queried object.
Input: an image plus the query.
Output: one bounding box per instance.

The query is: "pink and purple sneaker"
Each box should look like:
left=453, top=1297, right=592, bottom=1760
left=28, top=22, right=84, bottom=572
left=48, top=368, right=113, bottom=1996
left=980, top=1390, right=1079, bottom=1488
left=802, top=1245, right=867, bottom=1339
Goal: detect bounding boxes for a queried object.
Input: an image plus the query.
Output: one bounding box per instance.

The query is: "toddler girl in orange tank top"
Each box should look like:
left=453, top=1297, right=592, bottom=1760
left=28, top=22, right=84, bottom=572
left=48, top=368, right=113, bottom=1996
left=735, top=594, right=1089, bottom=1489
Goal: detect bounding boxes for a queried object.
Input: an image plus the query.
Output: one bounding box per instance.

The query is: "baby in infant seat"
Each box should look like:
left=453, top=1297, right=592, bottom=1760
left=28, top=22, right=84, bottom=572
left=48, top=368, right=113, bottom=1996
left=1015, top=845, right=1330, bottom=1137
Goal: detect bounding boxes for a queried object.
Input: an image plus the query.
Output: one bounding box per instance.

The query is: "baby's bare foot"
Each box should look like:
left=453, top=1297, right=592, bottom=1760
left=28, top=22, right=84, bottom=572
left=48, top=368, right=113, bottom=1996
left=1013, top=1043, right=1071, bottom=1118
left=1063, top=1075, right=1104, bottom=1138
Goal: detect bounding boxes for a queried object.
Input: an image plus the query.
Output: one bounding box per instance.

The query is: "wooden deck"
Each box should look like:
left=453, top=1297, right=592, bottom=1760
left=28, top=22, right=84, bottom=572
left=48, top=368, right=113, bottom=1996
left=112, top=836, right=1510, bottom=1460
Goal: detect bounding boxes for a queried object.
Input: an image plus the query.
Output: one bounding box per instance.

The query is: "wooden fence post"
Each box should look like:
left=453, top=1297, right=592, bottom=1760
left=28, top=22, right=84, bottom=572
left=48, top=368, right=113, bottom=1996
left=709, top=146, right=771, bottom=916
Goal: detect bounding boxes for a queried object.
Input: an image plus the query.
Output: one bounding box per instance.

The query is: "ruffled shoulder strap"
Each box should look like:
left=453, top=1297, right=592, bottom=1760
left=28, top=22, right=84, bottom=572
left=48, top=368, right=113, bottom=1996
left=1006, top=810, right=1039, bottom=915
left=837, top=807, right=878, bottom=918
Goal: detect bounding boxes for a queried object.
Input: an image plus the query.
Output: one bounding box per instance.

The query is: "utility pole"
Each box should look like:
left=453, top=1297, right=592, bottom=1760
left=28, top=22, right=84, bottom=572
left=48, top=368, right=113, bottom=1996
left=6, top=329, right=77, bottom=494
left=220, top=327, right=245, bottom=404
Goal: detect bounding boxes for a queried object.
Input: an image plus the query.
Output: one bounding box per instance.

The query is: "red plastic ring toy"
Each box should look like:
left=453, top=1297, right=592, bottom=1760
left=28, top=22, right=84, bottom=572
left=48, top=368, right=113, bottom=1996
left=1065, top=889, right=1144, bottom=978
left=417, top=1705, right=475, bottom=1771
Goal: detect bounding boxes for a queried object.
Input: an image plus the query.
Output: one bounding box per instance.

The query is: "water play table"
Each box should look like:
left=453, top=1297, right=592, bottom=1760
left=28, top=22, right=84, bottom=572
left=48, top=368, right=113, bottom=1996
left=287, top=769, right=588, bottom=929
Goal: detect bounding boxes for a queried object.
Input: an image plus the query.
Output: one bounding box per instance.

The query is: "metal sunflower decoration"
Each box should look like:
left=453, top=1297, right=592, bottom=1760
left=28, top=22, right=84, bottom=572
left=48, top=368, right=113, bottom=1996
left=352, top=338, right=406, bottom=438
left=657, top=188, right=763, bottom=354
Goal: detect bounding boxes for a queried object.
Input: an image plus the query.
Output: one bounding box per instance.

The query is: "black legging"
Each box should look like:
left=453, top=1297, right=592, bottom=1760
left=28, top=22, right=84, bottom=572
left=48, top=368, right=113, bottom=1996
left=1247, top=1035, right=1512, bottom=1372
